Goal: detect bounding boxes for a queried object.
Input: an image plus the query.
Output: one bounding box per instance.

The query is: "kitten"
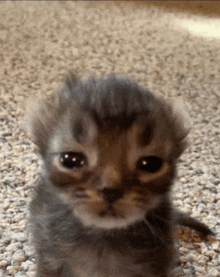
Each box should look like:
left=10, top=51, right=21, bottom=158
left=26, top=73, right=213, bottom=277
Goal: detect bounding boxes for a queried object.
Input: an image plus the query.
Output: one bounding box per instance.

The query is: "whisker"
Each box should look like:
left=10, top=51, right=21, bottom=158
left=142, top=218, right=165, bottom=244
left=150, top=211, right=170, bottom=225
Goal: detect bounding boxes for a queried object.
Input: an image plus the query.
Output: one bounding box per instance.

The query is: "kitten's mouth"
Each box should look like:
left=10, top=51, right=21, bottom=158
left=99, top=205, right=119, bottom=218
left=72, top=200, right=147, bottom=229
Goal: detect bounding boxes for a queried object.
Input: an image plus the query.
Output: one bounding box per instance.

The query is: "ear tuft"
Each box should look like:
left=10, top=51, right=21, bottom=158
left=63, top=71, right=78, bottom=90
left=58, top=72, right=79, bottom=101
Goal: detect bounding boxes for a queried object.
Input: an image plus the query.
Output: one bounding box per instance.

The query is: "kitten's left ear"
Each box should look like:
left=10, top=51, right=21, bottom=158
left=164, top=97, right=191, bottom=158
left=170, top=97, right=191, bottom=141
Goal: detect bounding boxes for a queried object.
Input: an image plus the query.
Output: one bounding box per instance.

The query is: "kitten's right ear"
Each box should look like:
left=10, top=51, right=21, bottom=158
left=24, top=78, right=78, bottom=156
left=24, top=73, right=80, bottom=156
left=24, top=93, right=64, bottom=156
left=167, top=97, right=192, bottom=158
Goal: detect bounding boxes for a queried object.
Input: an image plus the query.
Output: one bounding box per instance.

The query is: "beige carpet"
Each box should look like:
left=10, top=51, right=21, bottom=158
left=0, top=2, right=219, bottom=276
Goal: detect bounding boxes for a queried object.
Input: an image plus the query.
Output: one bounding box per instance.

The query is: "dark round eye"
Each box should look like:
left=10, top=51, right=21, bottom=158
left=60, top=152, right=87, bottom=169
left=137, top=156, right=163, bottom=173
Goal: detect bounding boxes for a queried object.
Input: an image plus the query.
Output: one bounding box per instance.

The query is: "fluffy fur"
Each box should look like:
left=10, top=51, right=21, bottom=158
left=26, top=73, right=212, bottom=277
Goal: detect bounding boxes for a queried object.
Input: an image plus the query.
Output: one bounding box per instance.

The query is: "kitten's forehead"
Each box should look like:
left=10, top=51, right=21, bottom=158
left=49, top=110, right=175, bottom=161
left=96, top=128, right=126, bottom=167
left=48, top=75, right=185, bottom=162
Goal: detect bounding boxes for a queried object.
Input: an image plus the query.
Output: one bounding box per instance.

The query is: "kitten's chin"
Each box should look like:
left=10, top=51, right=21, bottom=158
left=73, top=207, right=145, bottom=229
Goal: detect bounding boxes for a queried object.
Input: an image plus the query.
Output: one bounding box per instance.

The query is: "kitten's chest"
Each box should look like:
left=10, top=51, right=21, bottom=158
left=67, top=245, right=148, bottom=277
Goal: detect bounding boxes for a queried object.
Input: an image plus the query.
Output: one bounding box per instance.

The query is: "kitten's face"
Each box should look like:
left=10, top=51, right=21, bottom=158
left=46, top=113, right=175, bottom=229
left=27, top=74, right=188, bottom=229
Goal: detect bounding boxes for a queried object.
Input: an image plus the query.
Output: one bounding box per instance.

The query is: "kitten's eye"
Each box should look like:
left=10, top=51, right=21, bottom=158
left=137, top=156, right=163, bottom=173
left=60, top=152, right=87, bottom=169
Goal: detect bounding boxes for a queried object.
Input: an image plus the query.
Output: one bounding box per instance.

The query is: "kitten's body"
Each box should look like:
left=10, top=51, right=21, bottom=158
left=27, top=74, right=212, bottom=277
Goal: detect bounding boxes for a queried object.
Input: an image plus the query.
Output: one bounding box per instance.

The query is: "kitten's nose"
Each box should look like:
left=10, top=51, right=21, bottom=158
left=100, top=188, right=124, bottom=203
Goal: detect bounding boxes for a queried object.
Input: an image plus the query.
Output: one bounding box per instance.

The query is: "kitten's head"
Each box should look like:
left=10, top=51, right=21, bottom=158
left=26, top=73, right=189, bottom=229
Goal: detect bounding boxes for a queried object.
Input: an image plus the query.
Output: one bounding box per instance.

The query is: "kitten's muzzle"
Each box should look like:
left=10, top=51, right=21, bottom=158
left=98, top=187, right=124, bottom=203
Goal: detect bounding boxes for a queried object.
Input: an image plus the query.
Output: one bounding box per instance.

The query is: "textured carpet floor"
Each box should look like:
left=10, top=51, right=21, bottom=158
left=0, top=2, right=219, bottom=276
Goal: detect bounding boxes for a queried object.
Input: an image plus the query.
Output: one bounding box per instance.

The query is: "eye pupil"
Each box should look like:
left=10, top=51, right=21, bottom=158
left=137, top=156, right=163, bottom=173
left=60, top=152, right=87, bottom=169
